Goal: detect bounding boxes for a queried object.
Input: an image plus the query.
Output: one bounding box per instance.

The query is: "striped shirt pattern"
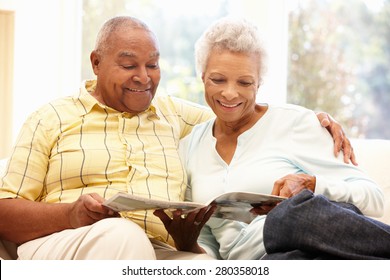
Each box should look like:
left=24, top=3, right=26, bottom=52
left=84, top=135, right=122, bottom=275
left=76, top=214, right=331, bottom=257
left=0, top=80, right=212, bottom=244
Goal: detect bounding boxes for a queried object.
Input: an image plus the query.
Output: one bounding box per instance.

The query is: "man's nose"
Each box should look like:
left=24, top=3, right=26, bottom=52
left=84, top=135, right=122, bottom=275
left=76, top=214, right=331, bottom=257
left=133, top=67, right=151, bottom=84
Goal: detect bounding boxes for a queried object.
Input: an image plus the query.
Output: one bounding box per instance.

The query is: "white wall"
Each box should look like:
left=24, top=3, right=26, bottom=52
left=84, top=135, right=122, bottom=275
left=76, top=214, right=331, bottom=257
left=0, top=0, right=82, bottom=153
left=0, top=9, right=14, bottom=158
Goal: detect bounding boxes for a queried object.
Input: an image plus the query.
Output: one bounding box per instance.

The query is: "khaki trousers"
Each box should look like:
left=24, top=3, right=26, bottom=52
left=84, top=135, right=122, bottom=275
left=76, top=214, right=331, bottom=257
left=17, top=218, right=214, bottom=260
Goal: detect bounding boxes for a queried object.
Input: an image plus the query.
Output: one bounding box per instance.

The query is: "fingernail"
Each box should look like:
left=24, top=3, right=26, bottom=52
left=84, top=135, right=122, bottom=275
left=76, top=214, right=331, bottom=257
left=321, top=119, right=330, bottom=126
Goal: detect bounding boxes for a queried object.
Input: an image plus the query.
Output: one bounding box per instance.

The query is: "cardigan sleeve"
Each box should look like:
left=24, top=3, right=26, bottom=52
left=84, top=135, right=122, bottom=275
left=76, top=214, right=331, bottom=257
left=289, top=109, right=384, bottom=217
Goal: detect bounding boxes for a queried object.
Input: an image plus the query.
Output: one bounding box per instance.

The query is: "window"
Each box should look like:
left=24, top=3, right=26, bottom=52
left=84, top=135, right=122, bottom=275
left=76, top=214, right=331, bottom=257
left=287, top=0, right=390, bottom=138
left=82, top=0, right=390, bottom=139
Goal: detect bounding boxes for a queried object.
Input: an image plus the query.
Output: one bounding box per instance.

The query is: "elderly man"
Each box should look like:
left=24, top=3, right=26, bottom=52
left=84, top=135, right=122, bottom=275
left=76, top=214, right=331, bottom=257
left=0, top=16, right=354, bottom=260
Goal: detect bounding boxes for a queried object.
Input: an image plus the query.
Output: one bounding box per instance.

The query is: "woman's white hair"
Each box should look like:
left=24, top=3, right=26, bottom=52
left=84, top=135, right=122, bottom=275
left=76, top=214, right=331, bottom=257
left=195, top=17, right=267, bottom=84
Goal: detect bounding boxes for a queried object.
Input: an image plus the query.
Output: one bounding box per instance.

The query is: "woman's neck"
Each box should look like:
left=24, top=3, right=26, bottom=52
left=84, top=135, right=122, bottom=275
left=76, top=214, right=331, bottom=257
left=213, top=104, right=267, bottom=165
left=214, top=104, right=267, bottom=136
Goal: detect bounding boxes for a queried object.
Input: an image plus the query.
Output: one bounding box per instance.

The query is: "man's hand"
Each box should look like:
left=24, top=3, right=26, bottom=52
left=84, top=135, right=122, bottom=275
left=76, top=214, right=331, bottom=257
left=68, top=193, right=117, bottom=229
left=316, top=112, right=358, bottom=165
left=0, top=194, right=117, bottom=245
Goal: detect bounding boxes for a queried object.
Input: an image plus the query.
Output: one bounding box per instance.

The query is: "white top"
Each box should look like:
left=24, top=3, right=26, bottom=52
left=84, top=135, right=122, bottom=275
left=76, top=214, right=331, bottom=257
left=179, top=104, right=384, bottom=259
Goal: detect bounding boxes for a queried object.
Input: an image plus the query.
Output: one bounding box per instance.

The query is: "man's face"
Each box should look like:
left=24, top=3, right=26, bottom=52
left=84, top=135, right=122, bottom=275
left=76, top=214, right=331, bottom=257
left=91, top=28, right=161, bottom=113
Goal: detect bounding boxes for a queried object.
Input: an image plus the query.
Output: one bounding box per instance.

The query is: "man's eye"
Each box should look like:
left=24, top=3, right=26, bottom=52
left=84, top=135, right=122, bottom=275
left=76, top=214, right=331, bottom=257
left=122, top=65, right=135, bottom=70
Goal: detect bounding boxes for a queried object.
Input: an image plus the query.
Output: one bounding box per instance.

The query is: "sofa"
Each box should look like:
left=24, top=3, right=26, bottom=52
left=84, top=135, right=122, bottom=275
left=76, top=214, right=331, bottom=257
left=1, top=138, right=389, bottom=259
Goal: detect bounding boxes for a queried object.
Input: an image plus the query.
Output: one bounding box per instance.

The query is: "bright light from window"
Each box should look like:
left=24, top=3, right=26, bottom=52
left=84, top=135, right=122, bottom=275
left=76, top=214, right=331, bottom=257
left=152, top=0, right=228, bottom=17
left=363, top=0, right=384, bottom=12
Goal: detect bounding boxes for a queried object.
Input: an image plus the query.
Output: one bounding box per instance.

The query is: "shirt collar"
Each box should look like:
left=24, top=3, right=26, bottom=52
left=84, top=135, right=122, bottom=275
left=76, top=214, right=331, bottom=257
left=73, top=80, right=159, bottom=119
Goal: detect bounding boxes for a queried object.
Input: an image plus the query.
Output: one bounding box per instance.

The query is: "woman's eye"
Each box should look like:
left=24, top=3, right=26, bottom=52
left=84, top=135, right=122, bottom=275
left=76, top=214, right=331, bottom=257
left=147, top=64, right=159, bottom=69
left=239, top=81, right=254, bottom=86
left=122, top=65, right=135, bottom=70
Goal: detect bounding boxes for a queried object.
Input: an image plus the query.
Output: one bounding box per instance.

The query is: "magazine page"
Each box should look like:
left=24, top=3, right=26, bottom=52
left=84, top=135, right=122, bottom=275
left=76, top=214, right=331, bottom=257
left=103, top=192, right=205, bottom=212
left=211, top=191, right=285, bottom=206
left=208, top=191, right=286, bottom=223
left=103, top=191, right=286, bottom=223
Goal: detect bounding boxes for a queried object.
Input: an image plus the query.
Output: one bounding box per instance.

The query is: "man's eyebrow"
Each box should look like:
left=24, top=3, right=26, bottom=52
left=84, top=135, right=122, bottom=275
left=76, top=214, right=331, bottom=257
left=119, top=51, right=160, bottom=58
left=119, top=51, right=136, bottom=58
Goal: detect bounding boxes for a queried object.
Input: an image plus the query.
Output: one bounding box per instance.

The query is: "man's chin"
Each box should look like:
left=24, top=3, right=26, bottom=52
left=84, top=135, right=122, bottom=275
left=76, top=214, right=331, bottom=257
left=123, top=95, right=154, bottom=113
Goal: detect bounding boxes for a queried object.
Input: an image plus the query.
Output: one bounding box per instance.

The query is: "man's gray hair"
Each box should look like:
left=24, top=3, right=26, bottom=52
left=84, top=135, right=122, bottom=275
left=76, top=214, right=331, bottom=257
left=195, top=17, right=267, bottom=84
left=94, top=16, right=152, bottom=55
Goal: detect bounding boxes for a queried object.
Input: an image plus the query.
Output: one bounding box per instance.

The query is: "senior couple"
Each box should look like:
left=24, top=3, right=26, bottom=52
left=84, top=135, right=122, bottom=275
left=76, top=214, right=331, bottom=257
left=0, top=16, right=389, bottom=260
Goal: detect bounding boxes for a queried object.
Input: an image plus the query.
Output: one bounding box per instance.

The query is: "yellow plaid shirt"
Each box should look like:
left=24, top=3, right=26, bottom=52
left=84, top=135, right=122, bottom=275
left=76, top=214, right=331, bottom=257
left=0, top=80, right=212, bottom=245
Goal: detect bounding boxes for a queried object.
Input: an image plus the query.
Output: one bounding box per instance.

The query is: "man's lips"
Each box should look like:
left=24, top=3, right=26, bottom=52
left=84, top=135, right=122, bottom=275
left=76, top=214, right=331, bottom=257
left=125, top=88, right=151, bottom=93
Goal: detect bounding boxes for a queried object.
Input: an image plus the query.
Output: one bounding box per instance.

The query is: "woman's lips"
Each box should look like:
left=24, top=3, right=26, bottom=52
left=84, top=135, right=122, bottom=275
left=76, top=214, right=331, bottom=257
left=219, top=101, right=242, bottom=108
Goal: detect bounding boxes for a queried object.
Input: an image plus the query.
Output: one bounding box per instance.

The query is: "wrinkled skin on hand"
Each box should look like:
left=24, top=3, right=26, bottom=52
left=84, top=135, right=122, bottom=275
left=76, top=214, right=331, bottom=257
left=251, top=174, right=316, bottom=215
left=271, top=174, right=316, bottom=198
left=69, top=193, right=118, bottom=229
left=316, top=112, right=357, bottom=166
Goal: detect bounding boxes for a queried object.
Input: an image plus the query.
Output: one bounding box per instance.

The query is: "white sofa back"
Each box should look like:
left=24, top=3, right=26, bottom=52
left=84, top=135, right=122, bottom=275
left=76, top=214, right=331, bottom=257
left=350, top=139, right=390, bottom=224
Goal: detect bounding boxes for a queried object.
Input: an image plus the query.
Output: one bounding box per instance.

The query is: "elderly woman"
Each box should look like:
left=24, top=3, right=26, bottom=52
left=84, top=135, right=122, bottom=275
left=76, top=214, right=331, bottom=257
left=154, top=17, right=390, bottom=260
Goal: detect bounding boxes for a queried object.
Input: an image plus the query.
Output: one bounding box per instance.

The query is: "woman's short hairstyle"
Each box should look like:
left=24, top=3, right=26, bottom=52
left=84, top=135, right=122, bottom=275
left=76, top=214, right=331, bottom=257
left=195, top=17, right=267, bottom=85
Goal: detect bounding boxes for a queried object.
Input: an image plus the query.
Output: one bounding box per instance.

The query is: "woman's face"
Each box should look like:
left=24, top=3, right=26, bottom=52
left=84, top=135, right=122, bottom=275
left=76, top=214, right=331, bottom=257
left=202, top=49, right=261, bottom=125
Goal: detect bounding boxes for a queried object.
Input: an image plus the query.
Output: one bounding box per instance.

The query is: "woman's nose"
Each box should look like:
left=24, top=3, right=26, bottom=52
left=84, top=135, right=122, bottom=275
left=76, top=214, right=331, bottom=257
left=221, top=84, right=239, bottom=100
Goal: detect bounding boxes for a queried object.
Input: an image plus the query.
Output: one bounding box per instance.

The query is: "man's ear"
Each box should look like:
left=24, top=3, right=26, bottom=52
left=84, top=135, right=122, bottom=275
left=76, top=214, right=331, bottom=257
left=90, top=51, right=101, bottom=75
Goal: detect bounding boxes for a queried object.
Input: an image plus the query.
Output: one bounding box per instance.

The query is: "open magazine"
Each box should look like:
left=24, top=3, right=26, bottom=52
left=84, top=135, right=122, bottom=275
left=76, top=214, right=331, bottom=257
left=103, top=191, right=286, bottom=223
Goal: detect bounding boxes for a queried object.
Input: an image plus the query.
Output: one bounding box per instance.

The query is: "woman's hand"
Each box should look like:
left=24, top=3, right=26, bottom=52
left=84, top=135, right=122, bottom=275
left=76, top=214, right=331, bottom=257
left=271, top=174, right=316, bottom=198
left=250, top=204, right=277, bottom=216
left=252, top=174, right=315, bottom=215
left=316, top=112, right=357, bottom=166
left=154, top=205, right=216, bottom=253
